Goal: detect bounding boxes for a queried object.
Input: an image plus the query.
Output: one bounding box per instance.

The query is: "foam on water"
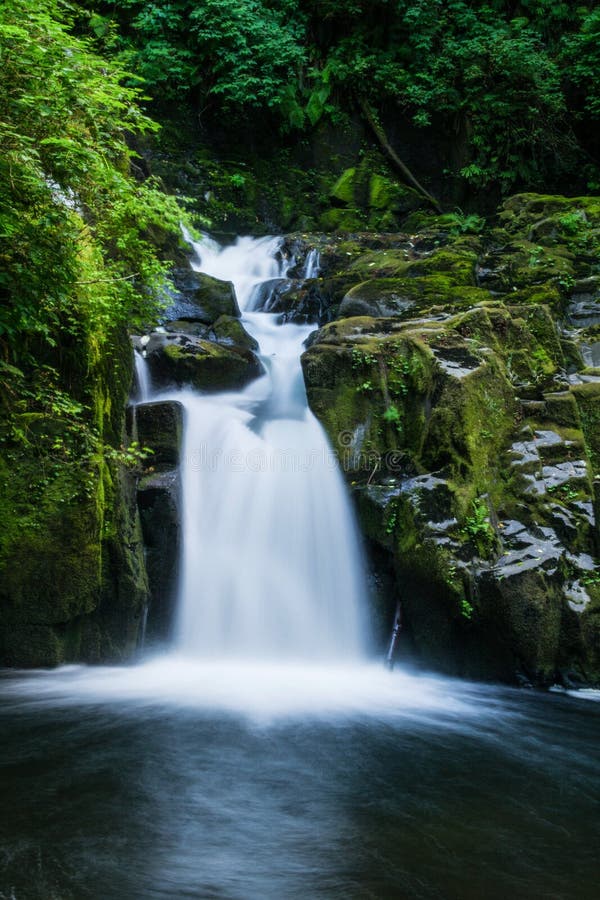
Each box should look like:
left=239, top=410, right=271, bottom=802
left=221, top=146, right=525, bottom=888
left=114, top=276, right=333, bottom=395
left=0, top=660, right=504, bottom=726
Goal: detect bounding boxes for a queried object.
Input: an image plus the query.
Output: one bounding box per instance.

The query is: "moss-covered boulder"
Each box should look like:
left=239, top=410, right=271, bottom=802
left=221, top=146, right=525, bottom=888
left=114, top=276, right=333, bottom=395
left=163, top=268, right=241, bottom=324
left=324, top=163, right=425, bottom=232
left=144, top=331, right=262, bottom=391
left=188, top=272, right=240, bottom=323
left=163, top=315, right=258, bottom=350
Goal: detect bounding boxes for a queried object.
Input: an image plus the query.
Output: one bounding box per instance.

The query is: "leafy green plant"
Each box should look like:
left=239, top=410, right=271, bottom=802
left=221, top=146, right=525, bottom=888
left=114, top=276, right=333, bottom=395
left=351, top=348, right=377, bottom=368
left=383, top=404, right=403, bottom=433
left=229, top=173, right=247, bottom=188
left=105, top=441, right=154, bottom=470
left=460, top=597, right=474, bottom=620
left=581, top=572, right=600, bottom=587
left=385, top=504, right=398, bottom=535
left=558, top=211, right=587, bottom=236
left=461, top=498, right=495, bottom=548
left=438, top=210, right=485, bottom=235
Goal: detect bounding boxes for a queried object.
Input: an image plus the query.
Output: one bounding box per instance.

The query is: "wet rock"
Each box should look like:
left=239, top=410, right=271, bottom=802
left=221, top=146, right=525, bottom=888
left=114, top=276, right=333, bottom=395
left=163, top=316, right=258, bottom=351
left=251, top=277, right=330, bottom=323
left=339, top=282, right=417, bottom=319
left=338, top=276, right=487, bottom=320
left=144, top=331, right=262, bottom=392
left=163, top=268, right=240, bottom=324
left=137, top=469, right=181, bottom=642
left=566, top=280, right=600, bottom=328
left=135, top=401, right=183, bottom=466
left=188, top=272, right=240, bottom=322
left=494, top=524, right=562, bottom=578
left=298, top=196, right=600, bottom=684
left=564, top=579, right=592, bottom=613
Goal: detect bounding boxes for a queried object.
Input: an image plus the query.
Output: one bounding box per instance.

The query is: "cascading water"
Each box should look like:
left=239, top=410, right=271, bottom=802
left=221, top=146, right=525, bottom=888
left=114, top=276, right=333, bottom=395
left=133, top=349, right=152, bottom=403
left=302, top=248, right=321, bottom=279
left=172, top=234, right=368, bottom=660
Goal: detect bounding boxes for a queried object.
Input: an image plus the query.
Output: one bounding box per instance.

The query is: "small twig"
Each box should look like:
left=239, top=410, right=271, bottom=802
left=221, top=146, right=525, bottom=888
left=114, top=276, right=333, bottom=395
left=367, top=458, right=380, bottom=486
left=74, top=273, right=139, bottom=285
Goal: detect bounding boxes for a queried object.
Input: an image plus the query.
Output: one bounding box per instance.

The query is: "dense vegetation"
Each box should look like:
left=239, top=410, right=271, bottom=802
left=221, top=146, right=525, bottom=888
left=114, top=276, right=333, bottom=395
left=89, top=0, right=600, bottom=194
left=0, top=0, right=185, bottom=457
left=0, top=0, right=190, bottom=666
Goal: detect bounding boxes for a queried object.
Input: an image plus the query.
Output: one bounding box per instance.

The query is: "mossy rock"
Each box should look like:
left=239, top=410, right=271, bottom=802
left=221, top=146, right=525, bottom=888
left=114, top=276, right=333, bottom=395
left=318, top=207, right=366, bottom=232
left=543, top=392, right=582, bottom=429
left=211, top=315, right=259, bottom=350
left=407, top=247, right=478, bottom=284
left=330, top=167, right=358, bottom=205
left=500, top=193, right=600, bottom=240
left=145, top=331, right=262, bottom=391
left=188, top=273, right=241, bottom=323
left=571, top=383, right=600, bottom=473
left=503, top=282, right=562, bottom=313
left=338, top=276, right=489, bottom=320
left=163, top=314, right=258, bottom=351
left=135, top=400, right=183, bottom=466
left=0, top=450, right=148, bottom=666
left=347, top=249, right=412, bottom=279
left=326, top=165, right=424, bottom=233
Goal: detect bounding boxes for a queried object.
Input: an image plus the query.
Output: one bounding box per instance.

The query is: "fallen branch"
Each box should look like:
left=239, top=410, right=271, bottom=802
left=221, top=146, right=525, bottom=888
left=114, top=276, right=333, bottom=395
left=359, top=96, right=443, bottom=214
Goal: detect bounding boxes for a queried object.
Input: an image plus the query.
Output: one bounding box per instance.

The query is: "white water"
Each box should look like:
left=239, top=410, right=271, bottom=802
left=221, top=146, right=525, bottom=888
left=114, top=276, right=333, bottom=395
left=134, top=349, right=152, bottom=403
left=303, top=248, right=320, bottom=279
left=172, top=234, right=368, bottom=660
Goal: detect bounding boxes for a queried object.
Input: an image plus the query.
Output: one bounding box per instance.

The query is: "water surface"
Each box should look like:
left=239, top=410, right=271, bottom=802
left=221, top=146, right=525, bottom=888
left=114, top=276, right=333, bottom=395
left=0, top=664, right=598, bottom=900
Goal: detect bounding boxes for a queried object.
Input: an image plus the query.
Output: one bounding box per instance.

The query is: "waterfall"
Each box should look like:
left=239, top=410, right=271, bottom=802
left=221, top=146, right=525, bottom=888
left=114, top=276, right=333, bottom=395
left=143, top=233, right=369, bottom=661
left=303, top=248, right=320, bottom=279
left=134, top=349, right=152, bottom=403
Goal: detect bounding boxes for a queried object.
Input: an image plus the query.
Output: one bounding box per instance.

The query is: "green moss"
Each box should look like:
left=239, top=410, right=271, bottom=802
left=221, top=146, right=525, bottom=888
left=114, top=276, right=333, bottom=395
left=162, top=339, right=261, bottom=391
left=212, top=315, right=259, bottom=351
left=543, top=392, right=582, bottom=428
left=506, top=282, right=563, bottom=311
left=348, top=250, right=411, bottom=278
left=341, top=276, right=489, bottom=312
left=330, top=167, right=357, bottom=205
left=407, top=248, right=478, bottom=285
left=571, top=383, right=600, bottom=473
left=0, top=320, right=149, bottom=667
left=318, top=207, right=365, bottom=232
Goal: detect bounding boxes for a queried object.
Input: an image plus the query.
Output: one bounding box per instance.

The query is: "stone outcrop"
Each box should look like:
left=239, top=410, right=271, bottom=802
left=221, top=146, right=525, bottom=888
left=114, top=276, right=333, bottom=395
left=299, top=193, right=600, bottom=685
left=134, top=265, right=263, bottom=392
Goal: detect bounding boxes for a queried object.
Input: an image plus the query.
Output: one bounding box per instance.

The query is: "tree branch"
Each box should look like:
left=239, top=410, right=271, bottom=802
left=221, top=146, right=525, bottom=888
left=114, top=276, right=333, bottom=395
left=359, top=96, right=443, bottom=214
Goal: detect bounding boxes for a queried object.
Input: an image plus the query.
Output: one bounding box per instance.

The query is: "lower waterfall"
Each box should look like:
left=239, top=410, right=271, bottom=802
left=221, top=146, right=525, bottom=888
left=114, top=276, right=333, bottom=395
left=171, top=234, right=368, bottom=659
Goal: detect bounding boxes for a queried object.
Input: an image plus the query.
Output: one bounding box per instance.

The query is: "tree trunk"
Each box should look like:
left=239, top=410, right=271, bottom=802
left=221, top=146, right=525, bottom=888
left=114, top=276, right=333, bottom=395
left=359, top=97, right=443, bottom=214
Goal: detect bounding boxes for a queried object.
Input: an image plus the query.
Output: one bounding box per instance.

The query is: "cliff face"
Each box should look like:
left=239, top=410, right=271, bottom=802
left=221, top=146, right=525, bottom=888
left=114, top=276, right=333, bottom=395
left=299, top=194, right=600, bottom=685
left=0, top=327, right=149, bottom=666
